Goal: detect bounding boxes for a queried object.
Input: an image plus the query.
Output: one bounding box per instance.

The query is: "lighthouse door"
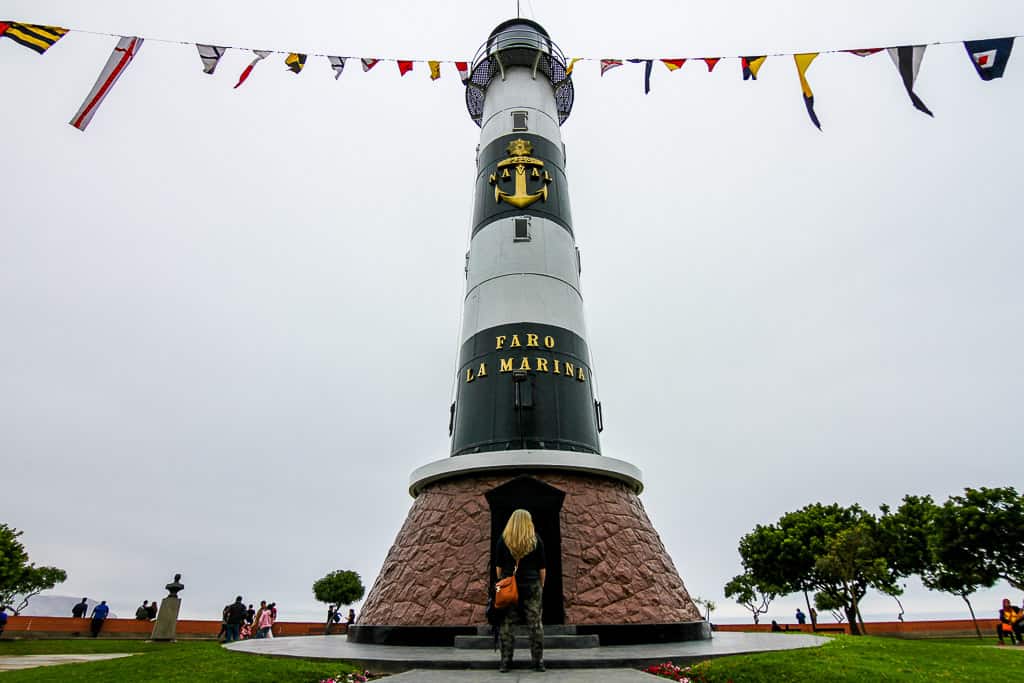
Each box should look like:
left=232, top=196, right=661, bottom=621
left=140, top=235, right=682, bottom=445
left=486, top=476, right=565, bottom=625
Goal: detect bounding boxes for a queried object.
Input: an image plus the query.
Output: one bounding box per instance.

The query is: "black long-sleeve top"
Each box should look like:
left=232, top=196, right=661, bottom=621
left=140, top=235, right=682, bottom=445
left=496, top=535, right=546, bottom=582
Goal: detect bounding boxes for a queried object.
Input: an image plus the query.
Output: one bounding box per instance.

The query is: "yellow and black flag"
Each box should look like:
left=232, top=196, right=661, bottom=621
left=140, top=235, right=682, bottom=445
left=285, top=52, right=306, bottom=74
left=794, top=53, right=821, bottom=130
left=0, top=21, right=68, bottom=54
left=741, top=56, right=766, bottom=80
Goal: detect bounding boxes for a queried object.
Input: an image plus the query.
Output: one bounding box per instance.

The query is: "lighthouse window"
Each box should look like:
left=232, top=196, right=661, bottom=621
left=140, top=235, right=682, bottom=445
left=513, top=217, right=531, bottom=242
left=512, top=111, right=529, bottom=131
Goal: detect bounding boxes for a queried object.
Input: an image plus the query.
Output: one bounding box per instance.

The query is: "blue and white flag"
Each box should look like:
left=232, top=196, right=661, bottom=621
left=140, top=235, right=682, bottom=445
left=964, top=38, right=1014, bottom=81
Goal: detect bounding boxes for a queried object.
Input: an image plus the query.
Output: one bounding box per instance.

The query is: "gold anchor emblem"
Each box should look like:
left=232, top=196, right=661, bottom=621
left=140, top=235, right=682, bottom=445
left=489, top=139, right=553, bottom=209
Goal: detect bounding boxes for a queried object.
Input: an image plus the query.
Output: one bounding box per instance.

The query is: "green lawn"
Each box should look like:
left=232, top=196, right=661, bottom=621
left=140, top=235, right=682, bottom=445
left=687, top=635, right=1022, bottom=682
left=1, top=635, right=1021, bottom=681
left=0, top=640, right=361, bottom=682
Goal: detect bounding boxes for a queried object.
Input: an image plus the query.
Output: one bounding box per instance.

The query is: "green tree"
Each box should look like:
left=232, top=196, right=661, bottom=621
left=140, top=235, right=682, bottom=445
left=813, top=521, right=900, bottom=634
left=946, top=487, right=1024, bottom=591
left=692, top=596, right=716, bottom=622
left=737, top=521, right=816, bottom=624
left=312, top=570, right=365, bottom=634
left=0, top=524, right=67, bottom=614
left=920, top=494, right=1002, bottom=637
left=878, top=495, right=938, bottom=578
left=738, top=503, right=898, bottom=635
left=724, top=571, right=778, bottom=624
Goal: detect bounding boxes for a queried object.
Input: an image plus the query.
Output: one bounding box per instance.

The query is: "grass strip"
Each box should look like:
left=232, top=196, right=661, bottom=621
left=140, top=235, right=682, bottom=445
left=0, top=640, right=360, bottom=682
left=689, top=635, right=1023, bottom=682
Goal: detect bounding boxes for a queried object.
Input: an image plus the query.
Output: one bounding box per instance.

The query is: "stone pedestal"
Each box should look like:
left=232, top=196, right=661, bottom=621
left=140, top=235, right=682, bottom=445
left=356, top=470, right=705, bottom=644
left=150, top=596, right=181, bottom=641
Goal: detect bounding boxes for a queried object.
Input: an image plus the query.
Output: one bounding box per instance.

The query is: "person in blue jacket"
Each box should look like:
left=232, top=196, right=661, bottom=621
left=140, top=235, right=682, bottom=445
left=90, top=600, right=110, bottom=637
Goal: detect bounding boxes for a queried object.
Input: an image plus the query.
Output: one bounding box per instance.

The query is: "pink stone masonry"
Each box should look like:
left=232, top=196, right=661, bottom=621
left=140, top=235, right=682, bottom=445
left=358, top=472, right=701, bottom=626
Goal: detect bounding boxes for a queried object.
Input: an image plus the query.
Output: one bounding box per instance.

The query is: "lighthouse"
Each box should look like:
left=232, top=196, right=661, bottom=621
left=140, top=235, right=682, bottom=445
left=353, top=18, right=708, bottom=646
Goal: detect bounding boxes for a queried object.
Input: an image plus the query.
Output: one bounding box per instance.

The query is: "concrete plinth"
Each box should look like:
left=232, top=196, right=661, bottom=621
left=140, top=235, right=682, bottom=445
left=150, top=596, right=181, bottom=641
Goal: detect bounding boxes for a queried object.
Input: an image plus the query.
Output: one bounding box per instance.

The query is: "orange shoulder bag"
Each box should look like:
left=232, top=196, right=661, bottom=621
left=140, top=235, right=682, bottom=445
left=494, top=563, right=519, bottom=609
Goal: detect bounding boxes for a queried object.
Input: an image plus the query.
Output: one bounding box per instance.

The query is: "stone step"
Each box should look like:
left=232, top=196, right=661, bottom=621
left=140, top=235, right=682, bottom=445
left=473, top=624, right=577, bottom=636
left=453, top=633, right=600, bottom=650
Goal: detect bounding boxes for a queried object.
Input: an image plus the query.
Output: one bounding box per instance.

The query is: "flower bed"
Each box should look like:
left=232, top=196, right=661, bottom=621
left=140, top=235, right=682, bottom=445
left=318, top=671, right=380, bottom=683
left=644, top=661, right=713, bottom=682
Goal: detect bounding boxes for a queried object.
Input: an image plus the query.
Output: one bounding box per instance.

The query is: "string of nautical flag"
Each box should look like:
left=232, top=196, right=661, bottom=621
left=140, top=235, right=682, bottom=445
left=0, top=20, right=1018, bottom=132
left=0, top=20, right=474, bottom=130
left=565, top=38, right=1015, bottom=129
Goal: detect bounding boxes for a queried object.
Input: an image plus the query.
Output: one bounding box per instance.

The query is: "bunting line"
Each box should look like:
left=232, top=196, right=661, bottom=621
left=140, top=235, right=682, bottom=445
left=6, top=17, right=1021, bottom=63
left=2, top=16, right=1021, bottom=132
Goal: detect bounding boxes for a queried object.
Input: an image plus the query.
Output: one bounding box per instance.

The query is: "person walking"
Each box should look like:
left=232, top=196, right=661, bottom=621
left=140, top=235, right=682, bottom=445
left=252, top=601, right=267, bottom=638
left=72, top=598, right=88, bottom=619
left=0, top=606, right=8, bottom=638
left=267, top=602, right=278, bottom=638
left=795, top=608, right=807, bottom=625
left=256, top=604, right=274, bottom=639
left=216, top=605, right=229, bottom=642
left=223, top=596, right=248, bottom=643
left=90, top=600, right=109, bottom=637
left=495, top=508, right=546, bottom=673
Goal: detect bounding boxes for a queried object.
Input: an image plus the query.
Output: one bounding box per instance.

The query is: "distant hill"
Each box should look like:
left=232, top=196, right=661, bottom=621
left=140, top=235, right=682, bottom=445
left=17, top=595, right=118, bottom=619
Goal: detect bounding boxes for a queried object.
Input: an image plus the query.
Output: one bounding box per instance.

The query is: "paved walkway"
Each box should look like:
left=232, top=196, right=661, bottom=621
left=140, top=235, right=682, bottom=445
left=0, top=653, right=135, bottom=672
left=227, top=631, right=827, bottom=672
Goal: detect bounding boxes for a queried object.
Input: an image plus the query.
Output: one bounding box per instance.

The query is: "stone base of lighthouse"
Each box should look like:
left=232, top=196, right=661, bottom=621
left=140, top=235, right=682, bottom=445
left=352, top=461, right=708, bottom=646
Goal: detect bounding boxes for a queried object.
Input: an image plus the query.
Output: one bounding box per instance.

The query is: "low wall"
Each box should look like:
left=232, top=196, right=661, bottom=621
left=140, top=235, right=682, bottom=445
left=1, top=615, right=349, bottom=640
left=2, top=615, right=1000, bottom=641
left=714, top=618, right=1000, bottom=638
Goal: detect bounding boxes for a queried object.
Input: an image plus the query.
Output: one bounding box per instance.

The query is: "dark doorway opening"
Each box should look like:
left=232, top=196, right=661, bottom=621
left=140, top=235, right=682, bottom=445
left=485, top=476, right=565, bottom=624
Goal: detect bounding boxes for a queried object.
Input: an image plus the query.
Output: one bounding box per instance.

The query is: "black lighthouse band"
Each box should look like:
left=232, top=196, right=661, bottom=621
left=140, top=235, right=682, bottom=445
left=451, top=322, right=601, bottom=457
left=472, top=133, right=573, bottom=236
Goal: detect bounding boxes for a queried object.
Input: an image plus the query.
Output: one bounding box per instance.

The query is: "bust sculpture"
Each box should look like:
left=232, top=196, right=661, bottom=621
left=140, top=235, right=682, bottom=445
left=165, top=573, right=184, bottom=598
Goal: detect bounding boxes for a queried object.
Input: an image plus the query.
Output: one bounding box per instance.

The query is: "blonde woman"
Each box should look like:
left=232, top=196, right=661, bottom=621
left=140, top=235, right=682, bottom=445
left=495, top=508, right=546, bottom=672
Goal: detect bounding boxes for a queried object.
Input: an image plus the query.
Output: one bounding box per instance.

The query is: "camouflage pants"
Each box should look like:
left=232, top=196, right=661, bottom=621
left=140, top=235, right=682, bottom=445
left=499, top=579, right=543, bottom=664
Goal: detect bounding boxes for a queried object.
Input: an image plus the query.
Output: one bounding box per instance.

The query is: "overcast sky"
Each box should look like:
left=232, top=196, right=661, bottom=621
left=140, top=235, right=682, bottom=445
left=2, top=0, right=1022, bottom=625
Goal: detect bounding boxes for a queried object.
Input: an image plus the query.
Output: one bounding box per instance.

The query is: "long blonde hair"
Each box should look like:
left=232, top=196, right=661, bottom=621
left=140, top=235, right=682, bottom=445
left=502, top=509, right=537, bottom=560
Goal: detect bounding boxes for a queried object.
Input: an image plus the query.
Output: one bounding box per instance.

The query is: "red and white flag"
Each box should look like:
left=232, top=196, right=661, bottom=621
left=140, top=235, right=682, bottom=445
left=69, top=36, right=143, bottom=131
left=361, top=58, right=380, bottom=72
left=455, top=61, right=469, bottom=84
left=234, top=50, right=271, bottom=88
left=600, top=59, right=622, bottom=76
